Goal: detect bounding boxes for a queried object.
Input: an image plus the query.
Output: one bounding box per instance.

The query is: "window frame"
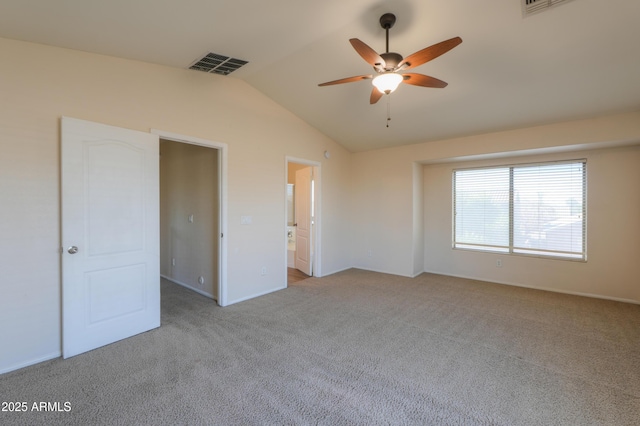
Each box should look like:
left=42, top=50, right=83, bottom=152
left=452, top=159, right=587, bottom=262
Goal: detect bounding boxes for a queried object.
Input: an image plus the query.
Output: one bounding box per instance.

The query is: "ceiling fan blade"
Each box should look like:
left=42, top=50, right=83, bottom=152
left=370, top=87, right=383, bottom=104
left=402, top=73, right=448, bottom=88
left=400, top=37, right=462, bottom=70
left=350, top=38, right=386, bottom=69
left=318, top=75, right=373, bottom=86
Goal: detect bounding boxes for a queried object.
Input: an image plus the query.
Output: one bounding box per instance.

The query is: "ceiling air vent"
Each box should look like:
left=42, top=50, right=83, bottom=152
left=522, top=0, right=576, bottom=17
left=188, top=52, right=248, bottom=76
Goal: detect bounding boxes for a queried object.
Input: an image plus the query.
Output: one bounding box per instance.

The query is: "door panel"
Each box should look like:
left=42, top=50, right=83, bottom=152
left=86, top=142, right=145, bottom=255
left=295, top=167, right=312, bottom=276
left=61, top=117, right=159, bottom=358
left=86, top=264, right=146, bottom=323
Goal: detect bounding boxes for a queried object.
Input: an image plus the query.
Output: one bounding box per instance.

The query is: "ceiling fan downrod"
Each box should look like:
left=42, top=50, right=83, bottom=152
left=379, top=13, right=397, bottom=128
left=379, top=13, right=396, bottom=53
left=377, top=13, right=403, bottom=71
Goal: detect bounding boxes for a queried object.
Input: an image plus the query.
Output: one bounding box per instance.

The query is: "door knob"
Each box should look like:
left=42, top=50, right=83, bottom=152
left=67, top=246, right=79, bottom=254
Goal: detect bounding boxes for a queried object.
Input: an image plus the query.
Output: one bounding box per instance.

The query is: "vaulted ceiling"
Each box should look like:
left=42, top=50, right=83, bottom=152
left=1, top=0, right=639, bottom=152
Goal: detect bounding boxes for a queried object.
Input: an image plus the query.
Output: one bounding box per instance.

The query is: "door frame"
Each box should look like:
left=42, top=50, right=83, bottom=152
left=152, top=129, right=228, bottom=306
left=285, top=157, right=321, bottom=280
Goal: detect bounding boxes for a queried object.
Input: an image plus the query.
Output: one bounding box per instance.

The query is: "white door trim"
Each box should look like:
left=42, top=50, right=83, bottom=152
left=151, top=129, right=229, bottom=307
left=294, top=167, right=312, bottom=276
left=285, top=157, right=322, bottom=280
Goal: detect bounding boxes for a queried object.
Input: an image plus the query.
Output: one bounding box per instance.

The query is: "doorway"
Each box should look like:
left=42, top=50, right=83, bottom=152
left=159, top=140, right=219, bottom=300
left=154, top=130, right=228, bottom=306
left=286, top=158, right=320, bottom=285
left=61, top=119, right=228, bottom=359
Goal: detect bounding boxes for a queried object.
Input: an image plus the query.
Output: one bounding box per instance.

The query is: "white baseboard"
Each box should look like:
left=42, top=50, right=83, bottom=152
left=226, top=285, right=287, bottom=306
left=0, top=351, right=61, bottom=376
left=161, top=275, right=215, bottom=300
left=333, top=267, right=639, bottom=305
left=411, top=269, right=426, bottom=278
left=316, top=265, right=353, bottom=277
left=351, top=266, right=416, bottom=278
left=423, top=269, right=640, bottom=305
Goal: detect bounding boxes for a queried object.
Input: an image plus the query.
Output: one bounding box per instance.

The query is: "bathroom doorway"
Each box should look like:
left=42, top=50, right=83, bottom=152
left=286, top=158, right=320, bottom=284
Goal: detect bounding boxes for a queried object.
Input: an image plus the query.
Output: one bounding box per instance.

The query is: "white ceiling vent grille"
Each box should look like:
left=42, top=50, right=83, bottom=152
left=189, top=52, right=248, bottom=75
left=522, top=0, right=576, bottom=17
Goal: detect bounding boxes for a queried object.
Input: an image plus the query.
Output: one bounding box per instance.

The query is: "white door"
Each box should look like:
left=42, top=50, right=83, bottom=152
left=295, top=167, right=312, bottom=276
left=61, top=117, right=160, bottom=358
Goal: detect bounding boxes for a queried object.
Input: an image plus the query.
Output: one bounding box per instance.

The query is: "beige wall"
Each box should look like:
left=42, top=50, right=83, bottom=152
left=2, top=34, right=639, bottom=375
left=160, top=140, right=219, bottom=298
left=350, top=152, right=416, bottom=275
left=351, top=112, right=640, bottom=302
left=0, top=37, right=352, bottom=374
left=423, top=145, right=640, bottom=302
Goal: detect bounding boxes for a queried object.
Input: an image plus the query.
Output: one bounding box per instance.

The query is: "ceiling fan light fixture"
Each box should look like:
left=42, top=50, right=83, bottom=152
left=318, top=13, right=462, bottom=105
left=372, top=72, right=403, bottom=94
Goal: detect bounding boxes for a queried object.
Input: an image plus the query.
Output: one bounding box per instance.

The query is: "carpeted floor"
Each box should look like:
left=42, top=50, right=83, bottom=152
left=1, top=269, right=639, bottom=425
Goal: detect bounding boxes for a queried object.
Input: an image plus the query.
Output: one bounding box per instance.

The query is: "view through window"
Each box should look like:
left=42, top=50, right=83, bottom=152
left=453, top=160, right=586, bottom=260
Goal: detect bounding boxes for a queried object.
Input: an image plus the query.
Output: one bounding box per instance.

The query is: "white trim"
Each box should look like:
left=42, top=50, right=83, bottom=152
left=151, top=129, right=229, bottom=306
left=410, top=270, right=425, bottom=278
left=226, top=285, right=287, bottom=306
left=318, top=265, right=354, bottom=277
left=424, top=269, right=640, bottom=305
left=161, top=275, right=214, bottom=299
left=353, top=266, right=416, bottom=278
left=418, top=139, right=640, bottom=166
left=285, top=157, right=322, bottom=283
left=0, top=352, right=61, bottom=375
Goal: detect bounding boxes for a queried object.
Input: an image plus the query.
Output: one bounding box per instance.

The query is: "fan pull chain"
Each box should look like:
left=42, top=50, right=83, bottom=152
left=386, top=94, right=392, bottom=127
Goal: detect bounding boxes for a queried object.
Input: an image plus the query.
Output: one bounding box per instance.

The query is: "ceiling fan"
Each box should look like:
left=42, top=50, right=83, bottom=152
left=318, top=13, right=462, bottom=104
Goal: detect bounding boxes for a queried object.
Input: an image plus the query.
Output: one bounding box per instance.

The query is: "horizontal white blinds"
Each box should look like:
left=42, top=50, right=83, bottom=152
left=454, top=160, right=586, bottom=260
left=512, top=162, right=585, bottom=258
left=454, top=167, right=510, bottom=250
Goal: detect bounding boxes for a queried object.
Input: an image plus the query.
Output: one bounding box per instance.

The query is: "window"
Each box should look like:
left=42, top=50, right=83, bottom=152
left=453, top=160, right=586, bottom=260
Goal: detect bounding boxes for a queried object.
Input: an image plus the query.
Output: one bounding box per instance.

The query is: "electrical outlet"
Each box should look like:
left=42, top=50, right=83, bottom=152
left=367, top=249, right=373, bottom=257
left=496, top=259, right=502, bottom=267
left=260, top=267, right=267, bottom=276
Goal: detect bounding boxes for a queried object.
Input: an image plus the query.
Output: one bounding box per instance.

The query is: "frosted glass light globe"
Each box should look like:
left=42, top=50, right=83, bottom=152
left=372, top=73, right=403, bottom=94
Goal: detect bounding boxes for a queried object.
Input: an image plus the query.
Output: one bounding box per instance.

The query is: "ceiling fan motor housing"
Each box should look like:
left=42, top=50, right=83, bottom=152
left=379, top=52, right=403, bottom=71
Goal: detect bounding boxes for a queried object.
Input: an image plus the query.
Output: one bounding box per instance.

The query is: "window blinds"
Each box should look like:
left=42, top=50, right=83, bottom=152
left=453, top=160, right=586, bottom=260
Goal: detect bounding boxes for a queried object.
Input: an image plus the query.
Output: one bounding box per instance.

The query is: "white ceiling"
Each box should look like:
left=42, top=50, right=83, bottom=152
left=1, top=0, right=639, bottom=152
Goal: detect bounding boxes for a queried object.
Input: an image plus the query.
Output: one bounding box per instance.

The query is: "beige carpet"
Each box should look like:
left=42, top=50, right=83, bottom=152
left=1, top=269, right=639, bottom=425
